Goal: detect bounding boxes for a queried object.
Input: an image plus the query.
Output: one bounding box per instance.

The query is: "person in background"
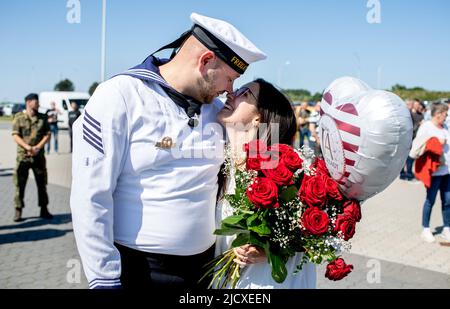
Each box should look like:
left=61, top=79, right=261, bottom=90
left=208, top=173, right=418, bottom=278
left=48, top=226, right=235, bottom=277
left=46, top=101, right=61, bottom=154
left=296, top=101, right=310, bottom=148
left=308, top=101, right=322, bottom=156
left=414, top=103, right=450, bottom=243
left=444, top=99, right=450, bottom=129
left=401, top=98, right=425, bottom=181
left=405, top=99, right=413, bottom=111
left=68, top=101, right=81, bottom=153
left=11, top=93, right=53, bottom=222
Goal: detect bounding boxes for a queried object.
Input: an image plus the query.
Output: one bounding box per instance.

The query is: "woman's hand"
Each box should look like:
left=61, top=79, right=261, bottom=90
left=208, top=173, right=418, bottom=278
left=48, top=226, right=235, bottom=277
left=233, top=244, right=266, bottom=266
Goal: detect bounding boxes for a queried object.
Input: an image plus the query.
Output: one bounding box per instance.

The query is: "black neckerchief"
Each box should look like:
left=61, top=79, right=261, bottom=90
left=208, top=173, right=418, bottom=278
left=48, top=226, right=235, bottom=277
left=116, top=55, right=201, bottom=127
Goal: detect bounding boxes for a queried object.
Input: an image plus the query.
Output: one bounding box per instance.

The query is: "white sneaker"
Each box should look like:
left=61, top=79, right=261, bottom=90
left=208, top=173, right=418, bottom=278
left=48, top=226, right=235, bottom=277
left=421, top=230, right=436, bottom=243
left=439, top=229, right=450, bottom=242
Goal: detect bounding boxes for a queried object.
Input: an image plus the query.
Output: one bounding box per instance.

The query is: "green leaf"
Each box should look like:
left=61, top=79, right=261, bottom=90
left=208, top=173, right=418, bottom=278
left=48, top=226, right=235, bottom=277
left=221, top=215, right=247, bottom=231
left=246, top=213, right=260, bottom=227
left=239, top=209, right=255, bottom=215
left=231, top=233, right=250, bottom=247
left=214, top=227, right=247, bottom=236
left=248, top=223, right=271, bottom=236
left=248, top=233, right=267, bottom=248
left=323, top=252, right=337, bottom=262
left=268, top=251, right=288, bottom=283
left=222, top=214, right=245, bottom=226
left=279, top=185, right=298, bottom=202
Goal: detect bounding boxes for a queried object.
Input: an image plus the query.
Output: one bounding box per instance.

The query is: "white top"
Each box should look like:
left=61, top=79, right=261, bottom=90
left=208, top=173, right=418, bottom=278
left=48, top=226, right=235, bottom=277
left=415, top=120, right=450, bottom=176
left=70, top=75, right=225, bottom=288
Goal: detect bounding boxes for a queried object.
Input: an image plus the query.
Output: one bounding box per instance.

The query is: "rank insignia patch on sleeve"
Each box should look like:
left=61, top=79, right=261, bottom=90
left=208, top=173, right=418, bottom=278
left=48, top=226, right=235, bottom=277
left=82, top=111, right=104, bottom=154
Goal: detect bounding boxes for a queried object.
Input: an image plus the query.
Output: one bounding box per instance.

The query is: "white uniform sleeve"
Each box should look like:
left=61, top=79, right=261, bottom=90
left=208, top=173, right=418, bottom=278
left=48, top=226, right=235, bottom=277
left=70, top=81, right=128, bottom=289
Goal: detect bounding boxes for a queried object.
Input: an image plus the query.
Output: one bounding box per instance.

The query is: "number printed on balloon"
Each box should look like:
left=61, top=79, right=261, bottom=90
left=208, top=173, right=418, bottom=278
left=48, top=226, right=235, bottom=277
left=319, top=113, right=346, bottom=181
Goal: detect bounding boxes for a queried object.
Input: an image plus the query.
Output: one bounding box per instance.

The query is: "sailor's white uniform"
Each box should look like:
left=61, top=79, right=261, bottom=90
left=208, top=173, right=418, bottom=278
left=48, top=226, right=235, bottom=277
left=70, top=75, right=225, bottom=289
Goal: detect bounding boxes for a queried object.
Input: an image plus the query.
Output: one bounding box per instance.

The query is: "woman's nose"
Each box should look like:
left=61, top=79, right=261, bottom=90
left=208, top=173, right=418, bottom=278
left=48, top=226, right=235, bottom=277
left=226, top=92, right=235, bottom=102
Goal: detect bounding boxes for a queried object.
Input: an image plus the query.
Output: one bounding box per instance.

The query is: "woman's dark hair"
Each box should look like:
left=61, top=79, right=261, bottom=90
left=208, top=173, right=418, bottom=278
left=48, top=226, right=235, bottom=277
left=217, top=78, right=298, bottom=200
left=253, top=78, right=297, bottom=145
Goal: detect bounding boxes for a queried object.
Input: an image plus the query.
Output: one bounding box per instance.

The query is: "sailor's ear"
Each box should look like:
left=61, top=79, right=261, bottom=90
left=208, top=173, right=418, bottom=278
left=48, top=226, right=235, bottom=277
left=198, top=50, right=216, bottom=74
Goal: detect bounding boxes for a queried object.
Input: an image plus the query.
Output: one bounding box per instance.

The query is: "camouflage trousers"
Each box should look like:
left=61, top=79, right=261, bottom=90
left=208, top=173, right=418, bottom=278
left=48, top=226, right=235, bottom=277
left=13, top=155, right=49, bottom=209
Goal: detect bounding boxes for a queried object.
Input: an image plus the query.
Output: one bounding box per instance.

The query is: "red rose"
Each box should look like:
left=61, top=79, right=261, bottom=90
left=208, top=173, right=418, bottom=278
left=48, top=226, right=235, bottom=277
left=343, top=200, right=362, bottom=222
left=269, top=144, right=303, bottom=172
left=246, top=177, right=279, bottom=209
left=325, top=258, right=353, bottom=281
left=262, top=163, right=294, bottom=186
left=333, top=213, right=356, bottom=241
left=324, top=176, right=343, bottom=202
left=299, top=175, right=327, bottom=208
left=244, top=140, right=268, bottom=158
left=282, top=151, right=303, bottom=172
left=259, top=151, right=280, bottom=170
left=268, top=144, right=292, bottom=158
left=300, top=207, right=330, bottom=236
left=311, top=158, right=329, bottom=176
left=246, top=154, right=270, bottom=171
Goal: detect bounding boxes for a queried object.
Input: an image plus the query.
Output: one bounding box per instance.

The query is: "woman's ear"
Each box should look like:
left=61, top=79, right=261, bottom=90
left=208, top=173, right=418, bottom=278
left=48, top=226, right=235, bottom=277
left=252, top=114, right=261, bottom=128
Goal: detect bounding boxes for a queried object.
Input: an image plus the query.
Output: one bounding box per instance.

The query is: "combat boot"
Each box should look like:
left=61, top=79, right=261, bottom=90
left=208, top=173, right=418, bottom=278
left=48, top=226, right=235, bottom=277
left=40, top=206, right=54, bottom=219
left=13, top=209, right=23, bottom=222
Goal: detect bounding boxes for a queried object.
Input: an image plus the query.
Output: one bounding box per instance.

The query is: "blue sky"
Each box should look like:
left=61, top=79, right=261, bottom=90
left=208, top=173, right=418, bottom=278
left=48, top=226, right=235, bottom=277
left=1, top=0, right=449, bottom=102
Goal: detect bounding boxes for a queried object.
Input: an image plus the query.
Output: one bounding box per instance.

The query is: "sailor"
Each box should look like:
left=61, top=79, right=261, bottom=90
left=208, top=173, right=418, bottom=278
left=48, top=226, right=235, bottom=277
left=70, top=12, right=266, bottom=289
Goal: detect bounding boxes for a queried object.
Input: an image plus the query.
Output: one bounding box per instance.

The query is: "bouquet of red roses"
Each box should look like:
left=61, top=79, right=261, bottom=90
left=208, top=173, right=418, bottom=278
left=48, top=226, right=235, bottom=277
left=201, top=140, right=361, bottom=289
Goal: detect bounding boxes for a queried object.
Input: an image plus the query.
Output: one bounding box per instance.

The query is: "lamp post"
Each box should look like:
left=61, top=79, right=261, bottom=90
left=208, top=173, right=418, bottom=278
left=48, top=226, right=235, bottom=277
left=100, top=0, right=107, bottom=82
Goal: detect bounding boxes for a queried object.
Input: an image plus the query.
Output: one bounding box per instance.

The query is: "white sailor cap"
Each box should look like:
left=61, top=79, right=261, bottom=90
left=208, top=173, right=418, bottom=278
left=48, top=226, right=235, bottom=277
left=189, top=13, right=267, bottom=74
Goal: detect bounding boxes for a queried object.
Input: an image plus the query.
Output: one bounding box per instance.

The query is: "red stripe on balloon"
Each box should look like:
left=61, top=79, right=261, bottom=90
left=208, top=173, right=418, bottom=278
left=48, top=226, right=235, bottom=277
left=337, top=103, right=358, bottom=116
left=323, top=92, right=332, bottom=105
left=337, top=180, right=346, bottom=185
left=320, top=108, right=324, bottom=116
left=344, top=172, right=350, bottom=177
left=342, top=141, right=359, bottom=153
left=345, top=158, right=355, bottom=166
left=334, top=118, right=361, bottom=136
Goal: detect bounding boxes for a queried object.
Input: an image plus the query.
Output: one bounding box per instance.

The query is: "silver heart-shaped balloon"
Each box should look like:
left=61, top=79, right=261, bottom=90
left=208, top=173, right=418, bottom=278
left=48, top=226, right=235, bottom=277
left=319, top=76, right=413, bottom=201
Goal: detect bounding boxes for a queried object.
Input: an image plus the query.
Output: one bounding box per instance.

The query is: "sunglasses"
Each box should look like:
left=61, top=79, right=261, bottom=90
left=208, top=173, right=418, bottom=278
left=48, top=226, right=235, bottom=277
left=233, top=87, right=258, bottom=101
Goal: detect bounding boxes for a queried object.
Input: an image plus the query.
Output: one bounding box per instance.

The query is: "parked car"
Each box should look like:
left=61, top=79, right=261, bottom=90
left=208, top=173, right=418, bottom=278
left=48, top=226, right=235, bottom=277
left=0, top=105, right=4, bottom=116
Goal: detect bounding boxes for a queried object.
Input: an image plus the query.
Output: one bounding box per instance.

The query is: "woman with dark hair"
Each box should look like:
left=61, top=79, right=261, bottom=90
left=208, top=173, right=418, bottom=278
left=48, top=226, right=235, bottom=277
left=215, top=79, right=316, bottom=289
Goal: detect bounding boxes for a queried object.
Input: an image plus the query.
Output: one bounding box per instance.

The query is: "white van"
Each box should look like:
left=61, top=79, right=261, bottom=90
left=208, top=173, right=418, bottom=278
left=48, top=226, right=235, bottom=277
left=39, top=92, right=90, bottom=129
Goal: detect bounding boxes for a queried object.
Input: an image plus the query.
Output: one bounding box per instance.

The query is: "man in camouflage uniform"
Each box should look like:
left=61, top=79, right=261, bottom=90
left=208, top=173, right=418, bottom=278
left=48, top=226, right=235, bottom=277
left=12, top=93, right=53, bottom=222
